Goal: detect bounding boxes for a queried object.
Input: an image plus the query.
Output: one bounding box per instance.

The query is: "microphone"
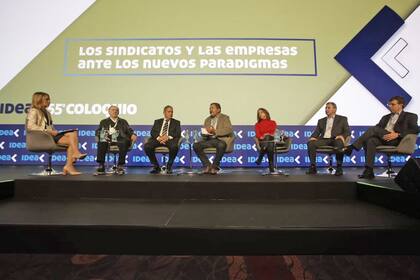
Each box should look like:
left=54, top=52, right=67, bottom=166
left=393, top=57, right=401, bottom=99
left=185, top=128, right=190, bottom=144
left=193, top=130, right=199, bottom=143
left=274, top=129, right=281, bottom=143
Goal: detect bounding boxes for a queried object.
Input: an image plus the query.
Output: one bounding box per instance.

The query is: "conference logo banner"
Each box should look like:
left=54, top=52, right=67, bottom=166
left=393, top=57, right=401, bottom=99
left=64, top=38, right=317, bottom=76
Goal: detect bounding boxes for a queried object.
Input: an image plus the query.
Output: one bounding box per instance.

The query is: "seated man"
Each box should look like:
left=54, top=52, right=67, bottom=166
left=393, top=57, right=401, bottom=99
left=307, top=102, right=350, bottom=176
left=95, top=105, right=137, bottom=175
left=342, top=96, right=419, bottom=179
left=193, top=102, right=233, bottom=175
left=144, top=105, right=181, bottom=174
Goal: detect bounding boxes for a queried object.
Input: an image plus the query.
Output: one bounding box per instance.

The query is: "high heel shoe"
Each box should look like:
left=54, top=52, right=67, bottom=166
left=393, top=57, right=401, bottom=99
left=63, top=166, right=82, bottom=176
left=73, top=153, right=87, bottom=160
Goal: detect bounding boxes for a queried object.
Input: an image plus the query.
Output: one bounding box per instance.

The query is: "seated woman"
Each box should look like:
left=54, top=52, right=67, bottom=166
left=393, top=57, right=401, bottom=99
left=26, top=92, right=87, bottom=175
left=255, top=108, right=277, bottom=173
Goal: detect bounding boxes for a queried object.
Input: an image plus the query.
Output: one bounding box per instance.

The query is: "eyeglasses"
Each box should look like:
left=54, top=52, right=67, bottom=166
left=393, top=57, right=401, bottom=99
left=387, top=102, right=399, bottom=107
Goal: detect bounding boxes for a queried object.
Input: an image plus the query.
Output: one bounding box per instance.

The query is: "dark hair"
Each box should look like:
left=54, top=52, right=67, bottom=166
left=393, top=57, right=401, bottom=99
left=257, top=108, right=271, bottom=122
left=210, top=103, right=221, bottom=110
left=163, top=105, right=173, bottom=111
left=389, top=96, right=405, bottom=108
left=325, top=102, right=337, bottom=109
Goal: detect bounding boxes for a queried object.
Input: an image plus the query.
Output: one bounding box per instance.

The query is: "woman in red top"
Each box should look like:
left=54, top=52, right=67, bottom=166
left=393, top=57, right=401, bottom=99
left=255, top=108, right=277, bottom=172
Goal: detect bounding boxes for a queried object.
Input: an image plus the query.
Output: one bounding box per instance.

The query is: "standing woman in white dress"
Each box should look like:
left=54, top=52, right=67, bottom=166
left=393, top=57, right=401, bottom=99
left=26, top=92, right=87, bottom=175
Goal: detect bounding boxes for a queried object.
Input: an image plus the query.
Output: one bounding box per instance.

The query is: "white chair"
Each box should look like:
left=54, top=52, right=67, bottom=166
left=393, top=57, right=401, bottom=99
left=376, top=134, right=418, bottom=177
left=26, top=131, right=68, bottom=175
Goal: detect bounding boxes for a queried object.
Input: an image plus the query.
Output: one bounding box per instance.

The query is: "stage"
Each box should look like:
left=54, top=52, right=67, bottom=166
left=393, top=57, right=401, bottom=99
left=0, top=166, right=420, bottom=255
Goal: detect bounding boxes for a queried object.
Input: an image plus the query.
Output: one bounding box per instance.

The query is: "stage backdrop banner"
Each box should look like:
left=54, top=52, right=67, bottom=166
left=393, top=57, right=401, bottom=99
left=0, top=0, right=419, bottom=166
left=0, top=124, right=415, bottom=168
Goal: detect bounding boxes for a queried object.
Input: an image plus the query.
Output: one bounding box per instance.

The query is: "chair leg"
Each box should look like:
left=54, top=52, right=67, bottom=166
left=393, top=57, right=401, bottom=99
left=327, top=155, right=335, bottom=173
left=105, top=152, right=118, bottom=174
left=105, top=152, right=109, bottom=171
left=158, top=153, right=181, bottom=175
left=31, top=152, right=61, bottom=176
left=386, top=155, right=397, bottom=177
left=113, top=153, right=117, bottom=170
left=376, top=154, right=397, bottom=178
left=46, top=153, right=53, bottom=175
left=274, top=150, right=278, bottom=170
left=179, top=145, right=200, bottom=175
left=112, top=153, right=118, bottom=173
left=161, top=153, right=168, bottom=173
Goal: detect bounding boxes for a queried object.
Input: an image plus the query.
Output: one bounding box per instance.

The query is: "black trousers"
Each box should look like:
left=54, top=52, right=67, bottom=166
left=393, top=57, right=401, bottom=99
left=352, top=126, right=399, bottom=168
left=144, top=139, right=179, bottom=168
left=193, top=138, right=227, bottom=168
left=307, top=138, right=345, bottom=166
left=97, top=140, right=130, bottom=166
left=258, top=136, right=275, bottom=170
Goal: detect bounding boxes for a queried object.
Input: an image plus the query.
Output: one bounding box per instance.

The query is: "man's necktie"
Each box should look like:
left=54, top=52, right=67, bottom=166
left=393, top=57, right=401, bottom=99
left=162, top=120, right=169, bottom=136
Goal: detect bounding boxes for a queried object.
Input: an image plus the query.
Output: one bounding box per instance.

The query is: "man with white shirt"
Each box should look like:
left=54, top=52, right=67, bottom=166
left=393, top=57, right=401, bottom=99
left=307, top=102, right=350, bottom=176
left=144, top=105, right=181, bottom=174
left=342, top=96, right=419, bottom=179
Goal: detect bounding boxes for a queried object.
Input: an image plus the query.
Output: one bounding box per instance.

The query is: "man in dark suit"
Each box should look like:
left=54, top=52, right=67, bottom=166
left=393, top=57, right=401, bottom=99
left=144, top=105, right=181, bottom=174
left=342, top=96, right=419, bottom=179
left=95, top=105, right=137, bottom=175
left=307, top=102, right=350, bottom=176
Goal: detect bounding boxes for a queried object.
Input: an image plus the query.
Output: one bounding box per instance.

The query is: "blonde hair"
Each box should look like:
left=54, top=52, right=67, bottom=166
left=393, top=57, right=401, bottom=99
left=31, top=92, right=50, bottom=109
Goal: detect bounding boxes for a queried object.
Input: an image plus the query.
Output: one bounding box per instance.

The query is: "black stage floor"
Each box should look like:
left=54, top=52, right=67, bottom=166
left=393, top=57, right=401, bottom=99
left=0, top=166, right=419, bottom=255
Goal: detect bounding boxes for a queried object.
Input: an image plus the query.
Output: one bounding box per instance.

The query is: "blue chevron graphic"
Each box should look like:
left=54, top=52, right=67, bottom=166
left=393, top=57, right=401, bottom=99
left=335, top=6, right=412, bottom=107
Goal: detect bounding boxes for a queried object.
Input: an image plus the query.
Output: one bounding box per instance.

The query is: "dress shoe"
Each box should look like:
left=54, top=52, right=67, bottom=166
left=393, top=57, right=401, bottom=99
left=150, top=166, right=161, bottom=174
left=117, top=165, right=125, bottom=175
left=96, top=165, right=105, bottom=175
left=166, top=166, right=173, bottom=174
left=334, top=166, right=343, bottom=176
left=358, top=168, right=375, bottom=179
left=63, top=166, right=82, bottom=176
left=306, top=165, right=317, bottom=174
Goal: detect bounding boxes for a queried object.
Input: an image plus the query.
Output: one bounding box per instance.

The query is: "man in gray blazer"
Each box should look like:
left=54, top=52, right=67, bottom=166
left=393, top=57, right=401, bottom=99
left=193, top=103, right=233, bottom=174
left=307, top=102, right=350, bottom=176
